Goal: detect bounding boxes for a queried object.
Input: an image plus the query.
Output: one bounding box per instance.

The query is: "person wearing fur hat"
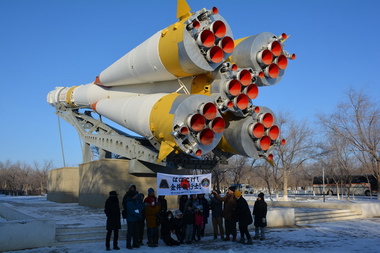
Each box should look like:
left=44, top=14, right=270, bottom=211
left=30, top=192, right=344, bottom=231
left=104, top=191, right=121, bottom=251
left=252, top=192, right=267, bottom=240
left=144, top=188, right=161, bottom=247
left=235, top=190, right=253, bottom=245
left=212, top=186, right=237, bottom=241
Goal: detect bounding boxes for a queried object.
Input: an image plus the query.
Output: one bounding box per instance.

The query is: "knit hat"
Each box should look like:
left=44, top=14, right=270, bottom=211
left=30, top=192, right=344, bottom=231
left=148, top=188, right=155, bottom=194
left=258, top=192, right=264, bottom=198
left=228, top=186, right=236, bottom=192
left=234, top=190, right=242, bottom=198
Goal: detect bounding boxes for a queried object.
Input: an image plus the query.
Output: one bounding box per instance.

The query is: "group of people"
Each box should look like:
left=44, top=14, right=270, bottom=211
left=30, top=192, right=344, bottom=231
left=104, top=184, right=267, bottom=251
left=210, top=186, right=267, bottom=245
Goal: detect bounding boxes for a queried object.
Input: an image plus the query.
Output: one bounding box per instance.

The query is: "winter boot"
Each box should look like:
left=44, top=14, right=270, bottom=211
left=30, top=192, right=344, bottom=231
left=238, top=238, right=245, bottom=244
left=245, top=238, right=253, bottom=245
left=148, top=240, right=155, bottom=247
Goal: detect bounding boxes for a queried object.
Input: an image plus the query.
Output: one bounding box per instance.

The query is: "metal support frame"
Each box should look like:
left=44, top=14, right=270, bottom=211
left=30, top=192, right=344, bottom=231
left=55, top=108, right=220, bottom=171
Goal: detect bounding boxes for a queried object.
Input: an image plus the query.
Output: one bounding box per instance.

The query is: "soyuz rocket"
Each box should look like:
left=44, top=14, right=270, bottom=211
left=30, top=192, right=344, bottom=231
left=47, top=0, right=295, bottom=164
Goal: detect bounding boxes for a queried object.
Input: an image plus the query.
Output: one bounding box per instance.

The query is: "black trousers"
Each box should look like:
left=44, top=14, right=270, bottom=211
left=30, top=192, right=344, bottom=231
left=127, top=221, right=139, bottom=247
left=138, top=219, right=145, bottom=243
left=106, top=229, right=119, bottom=247
left=239, top=222, right=251, bottom=240
left=225, top=219, right=237, bottom=237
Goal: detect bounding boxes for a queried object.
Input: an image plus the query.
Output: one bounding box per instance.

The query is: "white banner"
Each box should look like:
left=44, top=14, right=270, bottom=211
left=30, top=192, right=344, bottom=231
left=156, top=173, right=212, bottom=196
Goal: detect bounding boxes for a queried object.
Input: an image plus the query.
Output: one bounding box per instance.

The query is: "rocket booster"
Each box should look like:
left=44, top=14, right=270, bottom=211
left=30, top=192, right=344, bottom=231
left=218, top=106, right=280, bottom=159
left=94, top=5, right=234, bottom=87
left=231, top=32, right=296, bottom=86
left=47, top=0, right=295, bottom=162
left=93, top=93, right=226, bottom=161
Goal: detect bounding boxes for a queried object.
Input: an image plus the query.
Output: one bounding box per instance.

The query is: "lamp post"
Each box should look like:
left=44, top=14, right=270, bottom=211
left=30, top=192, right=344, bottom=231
left=322, top=166, right=325, bottom=202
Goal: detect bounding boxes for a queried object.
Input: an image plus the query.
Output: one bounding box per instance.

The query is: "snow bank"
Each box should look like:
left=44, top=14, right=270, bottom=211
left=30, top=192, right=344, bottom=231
left=0, top=202, right=55, bottom=251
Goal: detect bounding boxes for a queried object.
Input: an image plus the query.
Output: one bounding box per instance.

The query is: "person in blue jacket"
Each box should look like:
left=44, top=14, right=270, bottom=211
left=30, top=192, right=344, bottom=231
left=125, top=190, right=143, bottom=249
left=136, top=193, right=145, bottom=246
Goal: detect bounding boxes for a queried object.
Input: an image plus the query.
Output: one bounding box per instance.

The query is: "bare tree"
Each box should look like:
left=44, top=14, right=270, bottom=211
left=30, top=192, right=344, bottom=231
left=33, top=160, right=53, bottom=194
left=250, top=159, right=279, bottom=200
left=271, top=112, right=316, bottom=201
left=289, top=164, right=314, bottom=192
left=324, top=136, right=358, bottom=201
left=211, top=163, right=228, bottom=192
left=227, top=155, right=249, bottom=185
left=317, top=88, right=380, bottom=199
left=0, top=160, right=54, bottom=195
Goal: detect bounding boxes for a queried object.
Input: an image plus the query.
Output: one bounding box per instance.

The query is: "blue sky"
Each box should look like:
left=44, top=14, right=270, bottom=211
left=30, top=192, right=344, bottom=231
left=0, top=0, right=379, bottom=167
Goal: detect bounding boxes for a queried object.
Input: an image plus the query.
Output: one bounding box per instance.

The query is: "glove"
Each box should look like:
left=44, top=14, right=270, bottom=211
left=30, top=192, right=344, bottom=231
left=262, top=218, right=266, bottom=223
left=135, top=209, right=140, bottom=214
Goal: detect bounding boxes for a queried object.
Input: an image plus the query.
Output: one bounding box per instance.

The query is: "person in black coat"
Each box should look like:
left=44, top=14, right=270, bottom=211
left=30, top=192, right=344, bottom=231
left=235, top=190, right=253, bottom=244
left=183, top=204, right=195, bottom=244
left=160, top=211, right=180, bottom=246
left=252, top=192, right=267, bottom=240
left=172, top=210, right=185, bottom=244
left=104, top=191, right=121, bottom=251
left=157, top=195, right=168, bottom=225
left=178, top=194, right=188, bottom=213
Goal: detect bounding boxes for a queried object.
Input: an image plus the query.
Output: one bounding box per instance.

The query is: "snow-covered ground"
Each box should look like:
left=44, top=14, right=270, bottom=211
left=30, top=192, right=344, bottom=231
left=1, top=194, right=380, bottom=253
